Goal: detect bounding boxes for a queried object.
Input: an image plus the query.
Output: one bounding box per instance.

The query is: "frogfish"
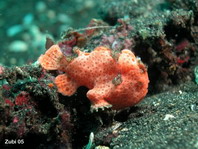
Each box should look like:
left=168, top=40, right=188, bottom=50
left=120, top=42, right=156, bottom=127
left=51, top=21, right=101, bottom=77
left=38, top=45, right=149, bottom=111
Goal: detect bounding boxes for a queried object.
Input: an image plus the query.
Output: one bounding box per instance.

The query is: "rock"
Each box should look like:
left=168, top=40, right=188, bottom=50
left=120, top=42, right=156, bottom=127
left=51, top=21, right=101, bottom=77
left=7, top=25, right=23, bottom=37
left=9, top=40, right=28, bottom=52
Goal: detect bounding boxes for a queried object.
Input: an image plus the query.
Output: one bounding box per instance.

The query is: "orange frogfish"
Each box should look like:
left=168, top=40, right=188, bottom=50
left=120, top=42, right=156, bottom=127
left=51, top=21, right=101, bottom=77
left=38, top=45, right=149, bottom=111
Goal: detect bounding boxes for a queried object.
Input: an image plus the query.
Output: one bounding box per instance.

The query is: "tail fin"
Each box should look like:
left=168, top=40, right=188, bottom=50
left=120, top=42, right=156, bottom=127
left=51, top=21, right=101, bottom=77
left=38, top=45, right=63, bottom=70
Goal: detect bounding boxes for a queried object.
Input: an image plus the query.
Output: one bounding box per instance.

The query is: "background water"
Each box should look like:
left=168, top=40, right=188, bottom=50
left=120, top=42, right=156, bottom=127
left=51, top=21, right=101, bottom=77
left=0, top=0, right=104, bottom=66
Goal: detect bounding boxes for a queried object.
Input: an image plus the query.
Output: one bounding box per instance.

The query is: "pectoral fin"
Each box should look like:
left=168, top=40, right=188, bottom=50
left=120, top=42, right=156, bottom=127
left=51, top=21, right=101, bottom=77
left=55, top=74, right=78, bottom=96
